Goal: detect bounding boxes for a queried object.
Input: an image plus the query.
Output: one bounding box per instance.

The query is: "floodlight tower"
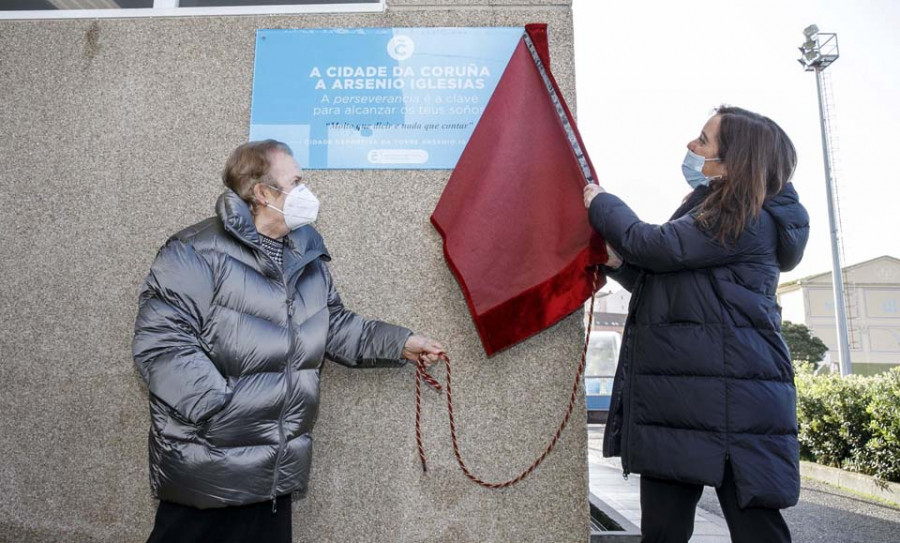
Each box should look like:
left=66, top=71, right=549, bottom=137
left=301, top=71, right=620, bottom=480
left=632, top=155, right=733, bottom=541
left=798, top=25, right=852, bottom=376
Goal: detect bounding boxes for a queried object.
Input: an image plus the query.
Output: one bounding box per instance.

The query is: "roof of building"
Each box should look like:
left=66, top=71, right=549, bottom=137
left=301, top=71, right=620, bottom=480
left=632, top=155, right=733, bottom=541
left=777, top=255, right=900, bottom=294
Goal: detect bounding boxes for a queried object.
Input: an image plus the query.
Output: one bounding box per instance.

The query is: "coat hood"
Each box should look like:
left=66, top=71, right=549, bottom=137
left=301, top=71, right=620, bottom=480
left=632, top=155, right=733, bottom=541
left=762, top=183, right=809, bottom=272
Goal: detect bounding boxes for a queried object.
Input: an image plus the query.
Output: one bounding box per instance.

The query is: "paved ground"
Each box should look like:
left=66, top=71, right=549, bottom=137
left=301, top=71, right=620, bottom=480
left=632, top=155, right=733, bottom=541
left=588, top=426, right=731, bottom=542
left=587, top=425, right=900, bottom=542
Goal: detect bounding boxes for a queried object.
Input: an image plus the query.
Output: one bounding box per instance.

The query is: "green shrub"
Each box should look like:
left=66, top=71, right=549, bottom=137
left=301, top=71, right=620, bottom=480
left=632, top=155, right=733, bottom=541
left=795, top=366, right=900, bottom=484
left=860, top=368, right=900, bottom=483
left=795, top=371, right=872, bottom=467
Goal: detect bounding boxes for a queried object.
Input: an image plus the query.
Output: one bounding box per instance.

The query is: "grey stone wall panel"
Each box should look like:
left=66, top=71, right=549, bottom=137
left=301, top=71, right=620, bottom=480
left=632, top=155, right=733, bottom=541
left=388, top=1, right=571, bottom=7
left=0, top=6, right=587, bottom=542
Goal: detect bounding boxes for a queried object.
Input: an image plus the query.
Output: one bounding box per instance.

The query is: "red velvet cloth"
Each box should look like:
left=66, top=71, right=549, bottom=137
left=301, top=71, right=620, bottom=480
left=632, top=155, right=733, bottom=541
left=431, top=24, right=607, bottom=356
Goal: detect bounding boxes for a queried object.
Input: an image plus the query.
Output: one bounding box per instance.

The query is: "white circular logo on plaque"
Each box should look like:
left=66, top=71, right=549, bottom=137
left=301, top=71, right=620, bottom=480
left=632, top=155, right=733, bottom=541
left=387, top=35, right=415, bottom=61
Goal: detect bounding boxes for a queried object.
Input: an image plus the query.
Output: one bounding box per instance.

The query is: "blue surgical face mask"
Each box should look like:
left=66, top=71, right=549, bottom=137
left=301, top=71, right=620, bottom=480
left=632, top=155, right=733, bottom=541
left=682, top=149, right=722, bottom=189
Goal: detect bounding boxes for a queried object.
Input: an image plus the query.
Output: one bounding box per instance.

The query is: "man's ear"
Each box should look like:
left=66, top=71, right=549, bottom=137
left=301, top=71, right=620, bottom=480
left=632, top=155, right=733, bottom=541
left=252, top=182, right=268, bottom=208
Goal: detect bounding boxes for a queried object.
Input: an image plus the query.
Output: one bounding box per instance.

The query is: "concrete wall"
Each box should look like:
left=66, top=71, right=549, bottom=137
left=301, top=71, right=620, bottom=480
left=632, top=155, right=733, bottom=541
left=0, top=1, right=590, bottom=541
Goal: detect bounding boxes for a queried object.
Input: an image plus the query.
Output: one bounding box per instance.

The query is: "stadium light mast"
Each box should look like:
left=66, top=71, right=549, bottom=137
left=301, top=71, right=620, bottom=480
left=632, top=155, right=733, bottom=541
left=798, top=24, right=852, bottom=376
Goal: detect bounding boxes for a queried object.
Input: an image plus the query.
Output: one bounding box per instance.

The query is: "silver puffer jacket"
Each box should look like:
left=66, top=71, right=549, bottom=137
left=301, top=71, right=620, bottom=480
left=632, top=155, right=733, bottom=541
left=133, top=190, right=411, bottom=509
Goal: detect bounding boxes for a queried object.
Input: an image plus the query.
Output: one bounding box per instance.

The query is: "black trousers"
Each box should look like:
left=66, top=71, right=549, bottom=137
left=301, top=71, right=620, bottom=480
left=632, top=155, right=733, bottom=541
left=640, top=462, right=791, bottom=543
left=146, top=495, right=292, bottom=543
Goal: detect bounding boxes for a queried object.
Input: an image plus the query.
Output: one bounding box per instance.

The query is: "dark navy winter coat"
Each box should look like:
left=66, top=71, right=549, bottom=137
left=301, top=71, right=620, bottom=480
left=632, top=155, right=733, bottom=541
left=588, top=184, right=809, bottom=509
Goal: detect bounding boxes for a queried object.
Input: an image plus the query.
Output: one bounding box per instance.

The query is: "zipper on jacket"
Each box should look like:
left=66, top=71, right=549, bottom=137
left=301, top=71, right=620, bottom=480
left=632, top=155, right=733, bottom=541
left=708, top=271, right=733, bottom=469
left=620, top=329, right=635, bottom=477
left=619, top=320, right=636, bottom=478
left=269, top=273, right=295, bottom=512
left=619, top=274, right=646, bottom=478
left=221, top=227, right=306, bottom=513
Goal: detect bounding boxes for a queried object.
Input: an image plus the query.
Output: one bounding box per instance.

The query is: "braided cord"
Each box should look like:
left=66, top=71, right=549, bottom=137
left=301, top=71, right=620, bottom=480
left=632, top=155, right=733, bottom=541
left=415, top=268, right=601, bottom=488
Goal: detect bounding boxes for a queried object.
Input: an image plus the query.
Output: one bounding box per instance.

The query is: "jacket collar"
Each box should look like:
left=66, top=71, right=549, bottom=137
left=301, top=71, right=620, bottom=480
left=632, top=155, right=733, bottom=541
left=216, top=190, right=331, bottom=279
left=670, top=185, right=710, bottom=221
left=217, top=189, right=262, bottom=247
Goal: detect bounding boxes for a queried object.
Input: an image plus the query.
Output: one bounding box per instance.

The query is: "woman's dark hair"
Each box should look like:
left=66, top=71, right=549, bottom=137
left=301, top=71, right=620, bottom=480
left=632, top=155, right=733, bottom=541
left=696, top=105, right=797, bottom=243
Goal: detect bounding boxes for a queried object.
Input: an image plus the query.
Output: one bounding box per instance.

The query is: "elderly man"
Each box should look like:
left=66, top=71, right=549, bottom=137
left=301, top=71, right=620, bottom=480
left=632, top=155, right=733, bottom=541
left=133, top=140, right=443, bottom=542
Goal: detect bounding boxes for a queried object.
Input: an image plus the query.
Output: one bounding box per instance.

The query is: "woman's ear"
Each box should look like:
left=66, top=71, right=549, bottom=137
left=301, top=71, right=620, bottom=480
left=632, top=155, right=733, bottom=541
left=252, top=182, right=268, bottom=208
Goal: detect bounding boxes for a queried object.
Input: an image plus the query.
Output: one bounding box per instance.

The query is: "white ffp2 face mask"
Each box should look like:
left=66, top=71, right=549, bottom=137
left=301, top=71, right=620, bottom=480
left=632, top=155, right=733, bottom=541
left=266, top=184, right=320, bottom=230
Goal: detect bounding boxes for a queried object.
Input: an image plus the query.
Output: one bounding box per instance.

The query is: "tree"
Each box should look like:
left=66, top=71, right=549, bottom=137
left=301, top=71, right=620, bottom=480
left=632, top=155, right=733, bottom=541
left=783, top=321, right=829, bottom=364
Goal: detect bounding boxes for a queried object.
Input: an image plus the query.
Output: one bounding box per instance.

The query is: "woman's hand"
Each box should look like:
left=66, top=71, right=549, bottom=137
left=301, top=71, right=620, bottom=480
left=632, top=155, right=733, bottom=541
left=605, top=243, right=623, bottom=270
left=401, top=335, right=445, bottom=365
left=583, top=184, right=605, bottom=208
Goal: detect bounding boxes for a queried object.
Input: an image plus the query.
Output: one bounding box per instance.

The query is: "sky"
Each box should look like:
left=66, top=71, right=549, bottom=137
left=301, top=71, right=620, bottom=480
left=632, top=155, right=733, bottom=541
left=572, top=0, right=900, bottom=290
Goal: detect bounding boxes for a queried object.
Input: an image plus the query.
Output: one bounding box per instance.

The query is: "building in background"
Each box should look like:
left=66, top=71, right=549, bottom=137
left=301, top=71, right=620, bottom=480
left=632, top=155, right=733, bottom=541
left=777, top=255, right=900, bottom=375
left=584, top=289, right=629, bottom=422
left=587, top=289, right=630, bottom=333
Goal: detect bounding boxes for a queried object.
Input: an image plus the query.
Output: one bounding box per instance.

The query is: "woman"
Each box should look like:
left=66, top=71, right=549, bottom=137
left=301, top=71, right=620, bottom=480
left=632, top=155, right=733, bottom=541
left=583, top=106, right=809, bottom=543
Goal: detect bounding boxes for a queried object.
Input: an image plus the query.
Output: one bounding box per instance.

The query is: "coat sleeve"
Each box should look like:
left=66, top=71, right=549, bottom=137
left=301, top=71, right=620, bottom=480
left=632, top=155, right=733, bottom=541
left=588, top=192, right=753, bottom=273
left=132, top=239, right=231, bottom=424
left=603, top=262, right=642, bottom=293
left=322, top=263, right=413, bottom=368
